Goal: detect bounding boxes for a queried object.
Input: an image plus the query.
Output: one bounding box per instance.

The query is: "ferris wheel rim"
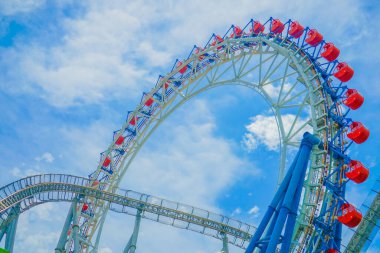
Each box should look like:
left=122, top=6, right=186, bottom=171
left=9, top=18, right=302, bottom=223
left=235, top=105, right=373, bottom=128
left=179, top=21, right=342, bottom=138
left=63, top=18, right=364, bottom=253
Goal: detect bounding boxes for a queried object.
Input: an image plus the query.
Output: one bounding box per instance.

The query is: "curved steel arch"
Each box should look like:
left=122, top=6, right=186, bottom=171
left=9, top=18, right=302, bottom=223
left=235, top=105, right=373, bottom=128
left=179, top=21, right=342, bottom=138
left=0, top=174, right=255, bottom=249
left=61, top=18, right=353, bottom=253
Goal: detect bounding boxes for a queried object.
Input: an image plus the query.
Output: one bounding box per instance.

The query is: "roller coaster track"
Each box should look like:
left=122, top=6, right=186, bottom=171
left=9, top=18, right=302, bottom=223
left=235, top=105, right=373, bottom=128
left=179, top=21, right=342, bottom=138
left=0, top=174, right=255, bottom=249
left=344, top=178, right=380, bottom=253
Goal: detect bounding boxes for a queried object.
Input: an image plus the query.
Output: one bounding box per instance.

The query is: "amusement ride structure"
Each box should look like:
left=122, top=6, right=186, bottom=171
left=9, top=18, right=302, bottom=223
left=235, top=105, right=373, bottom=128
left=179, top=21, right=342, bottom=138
left=0, top=17, right=379, bottom=253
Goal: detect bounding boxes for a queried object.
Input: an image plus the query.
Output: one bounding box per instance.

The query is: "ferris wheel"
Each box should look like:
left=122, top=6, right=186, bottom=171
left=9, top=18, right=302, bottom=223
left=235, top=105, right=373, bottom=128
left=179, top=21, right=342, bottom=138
left=0, top=17, right=373, bottom=253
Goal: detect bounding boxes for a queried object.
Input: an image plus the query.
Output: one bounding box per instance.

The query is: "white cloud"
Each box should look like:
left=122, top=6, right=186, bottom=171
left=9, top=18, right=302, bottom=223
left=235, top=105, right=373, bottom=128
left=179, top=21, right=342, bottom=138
left=32, top=203, right=55, bottom=221
left=262, top=82, right=292, bottom=100
left=2, top=0, right=370, bottom=107
left=35, top=152, right=55, bottom=163
left=58, top=120, right=115, bottom=174
left=242, top=114, right=311, bottom=151
left=231, top=207, right=242, bottom=216
left=0, top=0, right=45, bottom=15
left=99, top=248, right=113, bottom=253
left=14, top=202, right=68, bottom=253
left=10, top=166, right=41, bottom=178
left=248, top=205, right=260, bottom=216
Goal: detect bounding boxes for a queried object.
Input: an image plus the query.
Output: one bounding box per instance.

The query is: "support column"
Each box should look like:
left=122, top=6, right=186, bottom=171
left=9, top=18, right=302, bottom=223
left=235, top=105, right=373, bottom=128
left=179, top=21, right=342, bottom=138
left=124, top=209, right=142, bottom=253
left=220, top=233, right=229, bottom=253
left=0, top=204, right=20, bottom=253
left=71, top=202, right=81, bottom=253
left=56, top=202, right=74, bottom=253
left=245, top=132, right=322, bottom=253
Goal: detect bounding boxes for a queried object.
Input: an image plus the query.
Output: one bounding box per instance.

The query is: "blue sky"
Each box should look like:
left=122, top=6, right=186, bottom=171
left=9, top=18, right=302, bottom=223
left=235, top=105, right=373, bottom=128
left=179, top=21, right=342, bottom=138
left=0, top=0, right=380, bottom=252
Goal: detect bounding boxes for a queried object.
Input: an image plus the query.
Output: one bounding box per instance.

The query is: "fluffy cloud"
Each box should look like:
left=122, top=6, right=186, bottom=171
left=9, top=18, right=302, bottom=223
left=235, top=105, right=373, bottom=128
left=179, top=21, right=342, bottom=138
left=248, top=205, right=260, bottom=216
left=1, top=0, right=370, bottom=107
left=242, top=114, right=311, bottom=151
left=35, top=152, right=55, bottom=163
left=231, top=207, right=242, bottom=216
left=10, top=167, right=41, bottom=178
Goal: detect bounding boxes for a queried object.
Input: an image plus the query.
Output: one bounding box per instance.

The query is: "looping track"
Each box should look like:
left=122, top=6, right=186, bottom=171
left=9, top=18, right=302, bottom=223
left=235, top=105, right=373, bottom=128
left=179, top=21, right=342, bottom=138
left=0, top=174, right=255, bottom=249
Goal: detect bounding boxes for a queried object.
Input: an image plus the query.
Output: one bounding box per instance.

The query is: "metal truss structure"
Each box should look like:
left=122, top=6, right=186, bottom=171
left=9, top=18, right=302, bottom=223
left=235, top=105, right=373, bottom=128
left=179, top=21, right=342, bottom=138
left=344, top=178, right=380, bottom=253
left=0, top=174, right=254, bottom=252
left=0, top=17, right=376, bottom=252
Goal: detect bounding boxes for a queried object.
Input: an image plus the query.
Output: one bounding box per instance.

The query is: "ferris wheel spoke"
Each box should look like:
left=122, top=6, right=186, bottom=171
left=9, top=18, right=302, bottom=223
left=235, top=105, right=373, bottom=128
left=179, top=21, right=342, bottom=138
left=279, top=87, right=307, bottom=106
left=282, top=96, right=310, bottom=140
left=261, top=70, right=298, bottom=87
left=237, top=52, right=250, bottom=77
left=287, top=119, right=312, bottom=142
left=261, top=53, right=283, bottom=85
left=277, top=57, right=292, bottom=104
left=240, top=49, right=276, bottom=78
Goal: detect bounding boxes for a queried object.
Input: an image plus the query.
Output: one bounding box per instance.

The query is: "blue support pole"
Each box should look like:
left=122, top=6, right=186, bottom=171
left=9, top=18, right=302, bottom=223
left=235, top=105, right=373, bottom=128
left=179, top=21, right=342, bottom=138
left=245, top=150, right=300, bottom=252
left=266, top=133, right=319, bottom=253
left=260, top=198, right=284, bottom=253
left=124, top=209, right=142, bottom=253
left=246, top=132, right=321, bottom=253
left=280, top=168, right=305, bottom=253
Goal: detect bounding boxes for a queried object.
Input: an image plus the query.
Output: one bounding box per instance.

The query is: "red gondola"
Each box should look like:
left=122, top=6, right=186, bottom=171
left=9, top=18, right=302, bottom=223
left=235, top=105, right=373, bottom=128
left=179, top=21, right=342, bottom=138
left=343, top=89, right=364, bottom=110
left=251, top=21, right=265, bottom=34
left=321, top=43, right=340, bottom=62
left=334, top=62, right=354, bottom=82
left=211, top=35, right=224, bottom=50
left=82, top=203, right=89, bottom=212
left=347, top=122, right=370, bottom=144
left=305, top=29, right=323, bottom=46
left=194, top=47, right=206, bottom=60
left=230, top=26, right=243, bottom=38
left=289, top=21, right=304, bottom=38
left=115, top=135, right=125, bottom=145
left=176, top=61, right=188, bottom=74
left=346, top=160, right=369, bottom=184
left=91, top=180, right=100, bottom=188
left=337, top=203, right=362, bottom=228
left=129, top=116, right=138, bottom=126
left=145, top=97, right=154, bottom=107
left=325, top=249, right=339, bottom=253
left=271, top=19, right=284, bottom=34
left=103, top=157, right=111, bottom=167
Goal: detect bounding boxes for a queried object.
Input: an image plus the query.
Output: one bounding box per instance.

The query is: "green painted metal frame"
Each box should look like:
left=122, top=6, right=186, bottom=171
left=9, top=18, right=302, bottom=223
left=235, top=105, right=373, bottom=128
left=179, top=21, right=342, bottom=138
left=123, top=209, right=142, bottom=253
left=0, top=174, right=255, bottom=250
left=344, top=178, right=380, bottom=252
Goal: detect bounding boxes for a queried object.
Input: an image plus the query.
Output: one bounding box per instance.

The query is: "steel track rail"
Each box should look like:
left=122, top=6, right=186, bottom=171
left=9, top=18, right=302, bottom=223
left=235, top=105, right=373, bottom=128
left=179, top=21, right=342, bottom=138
left=0, top=174, right=255, bottom=249
left=344, top=178, right=380, bottom=252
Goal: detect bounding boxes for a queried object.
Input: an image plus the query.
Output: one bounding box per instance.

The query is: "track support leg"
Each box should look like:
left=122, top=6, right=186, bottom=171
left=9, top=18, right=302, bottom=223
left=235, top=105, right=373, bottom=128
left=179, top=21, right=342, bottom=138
left=124, top=209, right=142, bottom=253
left=55, top=200, right=82, bottom=253
left=0, top=204, right=20, bottom=253
left=220, top=232, right=229, bottom=253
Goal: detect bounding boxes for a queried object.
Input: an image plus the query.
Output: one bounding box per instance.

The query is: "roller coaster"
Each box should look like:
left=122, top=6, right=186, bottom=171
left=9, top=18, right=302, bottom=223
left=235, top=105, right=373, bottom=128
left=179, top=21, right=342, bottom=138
left=1, top=17, right=379, bottom=252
